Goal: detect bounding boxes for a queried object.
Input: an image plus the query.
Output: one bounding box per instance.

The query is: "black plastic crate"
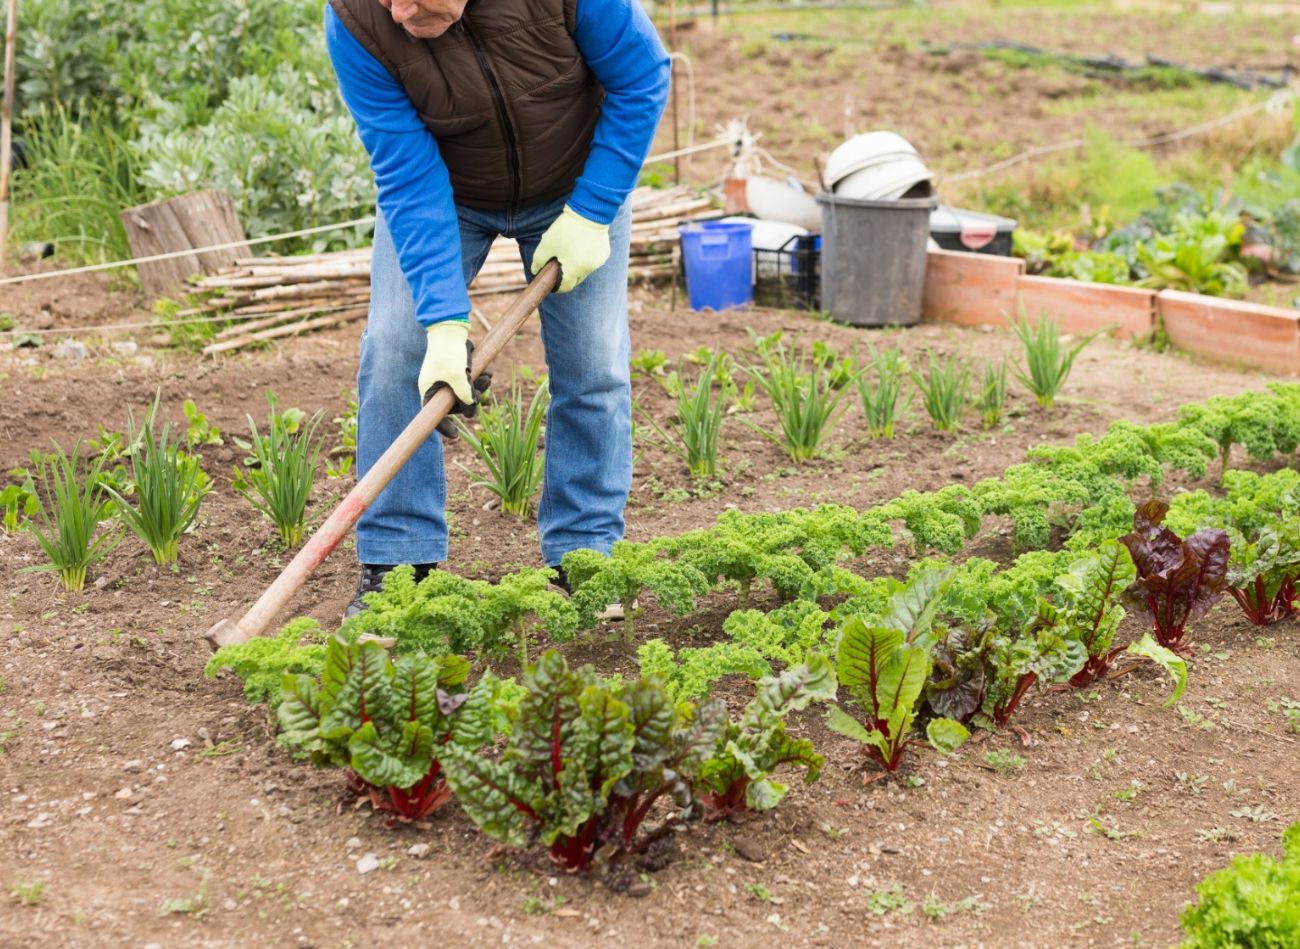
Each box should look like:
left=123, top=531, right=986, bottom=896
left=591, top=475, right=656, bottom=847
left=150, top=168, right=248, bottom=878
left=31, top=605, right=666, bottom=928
left=753, top=235, right=821, bottom=310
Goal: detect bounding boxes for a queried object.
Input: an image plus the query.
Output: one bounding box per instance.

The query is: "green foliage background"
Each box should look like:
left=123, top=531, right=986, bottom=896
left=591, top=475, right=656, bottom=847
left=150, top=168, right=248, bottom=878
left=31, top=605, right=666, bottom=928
left=12, top=0, right=374, bottom=261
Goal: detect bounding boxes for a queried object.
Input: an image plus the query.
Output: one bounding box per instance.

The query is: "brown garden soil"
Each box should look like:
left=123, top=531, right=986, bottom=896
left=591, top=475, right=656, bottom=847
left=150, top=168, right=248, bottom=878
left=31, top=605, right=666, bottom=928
left=2, top=261, right=1299, bottom=948
left=659, top=3, right=1300, bottom=184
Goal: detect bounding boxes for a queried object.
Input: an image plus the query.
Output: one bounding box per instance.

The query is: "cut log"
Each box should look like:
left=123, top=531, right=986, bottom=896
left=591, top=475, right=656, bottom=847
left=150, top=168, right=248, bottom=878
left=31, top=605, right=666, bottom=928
left=120, top=189, right=247, bottom=295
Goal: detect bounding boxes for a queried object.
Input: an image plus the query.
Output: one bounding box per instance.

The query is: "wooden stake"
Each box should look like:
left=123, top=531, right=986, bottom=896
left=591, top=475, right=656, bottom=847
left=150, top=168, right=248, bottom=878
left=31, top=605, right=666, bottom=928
left=0, top=0, right=18, bottom=266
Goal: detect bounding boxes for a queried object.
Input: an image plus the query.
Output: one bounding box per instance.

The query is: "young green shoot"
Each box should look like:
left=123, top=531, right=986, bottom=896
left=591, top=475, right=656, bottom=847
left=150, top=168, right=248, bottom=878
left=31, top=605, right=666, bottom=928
left=856, top=344, right=908, bottom=439
left=1009, top=310, right=1101, bottom=410
left=457, top=376, right=548, bottom=517
left=911, top=350, right=969, bottom=433
left=23, top=443, right=120, bottom=591
left=979, top=359, right=1008, bottom=429
left=640, top=351, right=726, bottom=479
left=231, top=394, right=324, bottom=547
left=744, top=337, right=857, bottom=462
left=106, top=399, right=211, bottom=565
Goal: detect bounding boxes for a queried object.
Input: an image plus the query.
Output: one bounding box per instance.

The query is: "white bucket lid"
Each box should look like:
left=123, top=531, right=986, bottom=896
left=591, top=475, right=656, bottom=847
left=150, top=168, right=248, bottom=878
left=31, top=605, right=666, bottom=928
left=825, top=131, right=923, bottom=187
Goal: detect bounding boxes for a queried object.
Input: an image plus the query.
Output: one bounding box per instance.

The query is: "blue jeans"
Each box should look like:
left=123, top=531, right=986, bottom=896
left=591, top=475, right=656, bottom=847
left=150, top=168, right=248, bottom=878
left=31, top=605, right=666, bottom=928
left=356, top=195, right=633, bottom=567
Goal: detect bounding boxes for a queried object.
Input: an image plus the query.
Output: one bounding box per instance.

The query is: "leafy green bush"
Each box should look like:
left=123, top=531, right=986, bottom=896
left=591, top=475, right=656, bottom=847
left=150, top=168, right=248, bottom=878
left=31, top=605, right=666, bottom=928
left=12, top=0, right=373, bottom=259
left=1181, top=822, right=1300, bottom=949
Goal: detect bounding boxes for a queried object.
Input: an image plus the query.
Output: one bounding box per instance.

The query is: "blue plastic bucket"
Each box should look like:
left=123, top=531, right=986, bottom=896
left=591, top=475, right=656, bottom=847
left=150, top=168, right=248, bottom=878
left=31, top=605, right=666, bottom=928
left=678, top=221, right=754, bottom=311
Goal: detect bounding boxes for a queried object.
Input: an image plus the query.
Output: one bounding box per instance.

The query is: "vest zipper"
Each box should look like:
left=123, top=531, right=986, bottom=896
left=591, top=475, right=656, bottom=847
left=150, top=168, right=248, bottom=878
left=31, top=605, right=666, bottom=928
left=460, top=19, right=521, bottom=211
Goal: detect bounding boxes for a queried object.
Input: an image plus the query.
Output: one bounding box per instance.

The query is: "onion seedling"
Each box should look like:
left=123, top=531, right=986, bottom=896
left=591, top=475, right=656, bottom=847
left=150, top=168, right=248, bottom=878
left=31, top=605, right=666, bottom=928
left=856, top=344, right=908, bottom=439
left=640, top=351, right=726, bottom=480
left=1010, top=311, right=1100, bottom=411
left=979, top=359, right=1008, bottom=429
left=23, top=443, right=120, bottom=591
left=744, top=338, right=858, bottom=462
left=106, top=400, right=211, bottom=565
left=911, top=351, right=969, bottom=433
left=457, top=377, right=548, bottom=517
left=231, top=394, right=324, bottom=547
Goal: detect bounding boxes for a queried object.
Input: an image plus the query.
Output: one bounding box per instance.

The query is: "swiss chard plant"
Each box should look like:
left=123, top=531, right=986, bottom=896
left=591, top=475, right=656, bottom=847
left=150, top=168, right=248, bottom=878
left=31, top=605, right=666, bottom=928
left=1054, top=540, right=1137, bottom=686
left=982, top=604, right=1086, bottom=727
left=276, top=636, right=504, bottom=824
left=825, top=570, right=968, bottom=773
left=1224, top=525, right=1300, bottom=626
left=441, top=651, right=726, bottom=874
left=1119, top=500, right=1231, bottom=655
left=696, top=656, right=836, bottom=819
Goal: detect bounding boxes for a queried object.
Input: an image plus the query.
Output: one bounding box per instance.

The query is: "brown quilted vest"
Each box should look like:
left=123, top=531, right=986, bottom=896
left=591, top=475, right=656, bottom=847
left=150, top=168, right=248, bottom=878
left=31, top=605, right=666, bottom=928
left=329, top=0, right=604, bottom=210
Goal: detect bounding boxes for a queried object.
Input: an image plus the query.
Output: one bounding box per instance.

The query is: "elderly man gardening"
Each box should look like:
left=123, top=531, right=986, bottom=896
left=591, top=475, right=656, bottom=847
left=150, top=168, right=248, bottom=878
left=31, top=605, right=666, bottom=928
left=324, top=0, right=670, bottom=615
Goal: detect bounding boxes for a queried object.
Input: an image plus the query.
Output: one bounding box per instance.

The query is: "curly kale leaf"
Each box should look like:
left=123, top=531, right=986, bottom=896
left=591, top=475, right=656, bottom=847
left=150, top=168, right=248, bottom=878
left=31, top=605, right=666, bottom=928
left=205, top=616, right=328, bottom=705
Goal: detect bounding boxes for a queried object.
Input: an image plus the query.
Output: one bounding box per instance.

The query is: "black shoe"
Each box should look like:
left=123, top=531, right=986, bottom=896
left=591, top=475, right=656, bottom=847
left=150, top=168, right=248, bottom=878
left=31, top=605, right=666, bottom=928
left=549, top=565, right=572, bottom=595
left=344, top=562, right=438, bottom=619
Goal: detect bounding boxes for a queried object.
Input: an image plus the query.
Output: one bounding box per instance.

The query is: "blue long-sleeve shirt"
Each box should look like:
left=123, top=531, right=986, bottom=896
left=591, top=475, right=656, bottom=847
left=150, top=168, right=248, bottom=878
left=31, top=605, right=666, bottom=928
left=324, top=1, right=670, bottom=326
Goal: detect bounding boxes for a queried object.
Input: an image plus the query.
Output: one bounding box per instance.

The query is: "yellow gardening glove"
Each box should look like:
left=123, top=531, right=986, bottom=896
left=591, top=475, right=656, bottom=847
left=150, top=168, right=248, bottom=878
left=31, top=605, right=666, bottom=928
left=418, top=320, right=475, bottom=433
left=530, top=204, right=610, bottom=293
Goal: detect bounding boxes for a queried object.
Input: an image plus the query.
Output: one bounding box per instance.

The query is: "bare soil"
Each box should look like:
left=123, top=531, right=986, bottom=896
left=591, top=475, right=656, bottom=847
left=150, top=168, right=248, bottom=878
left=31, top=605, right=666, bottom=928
left=3, top=3, right=1299, bottom=944
left=2, top=260, right=1298, bottom=948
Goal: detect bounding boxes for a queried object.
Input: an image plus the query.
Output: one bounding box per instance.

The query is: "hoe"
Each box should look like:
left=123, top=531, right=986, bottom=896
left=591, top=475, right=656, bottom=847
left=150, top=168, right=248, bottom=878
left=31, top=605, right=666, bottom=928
left=204, top=260, right=560, bottom=650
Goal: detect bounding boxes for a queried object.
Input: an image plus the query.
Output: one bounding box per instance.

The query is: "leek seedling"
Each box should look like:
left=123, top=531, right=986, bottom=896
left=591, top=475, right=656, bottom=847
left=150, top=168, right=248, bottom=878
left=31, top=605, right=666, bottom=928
left=640, top=351, right=726, bottom=479
left=23, top=444, right=120, bottom=591
left=744, top=339, right=858, bottom=462
left=979, top=359, right=1008, bottom=429
left=911, top=351, right=969, bottom=433
left=232, top=394, right=325, bottom=547
left=106, top=401, right=211, bottom=565
left=1010, top=311, right=1101, bottom=410
left=457, top=377, right=548, bottom=517
left=856, top=344, right=909, bottom=439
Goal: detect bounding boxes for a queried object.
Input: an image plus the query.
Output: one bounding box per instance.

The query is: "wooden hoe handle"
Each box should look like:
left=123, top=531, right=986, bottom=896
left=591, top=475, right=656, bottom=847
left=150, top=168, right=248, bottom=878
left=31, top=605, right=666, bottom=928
left=205, top=260, right=560, bottom=651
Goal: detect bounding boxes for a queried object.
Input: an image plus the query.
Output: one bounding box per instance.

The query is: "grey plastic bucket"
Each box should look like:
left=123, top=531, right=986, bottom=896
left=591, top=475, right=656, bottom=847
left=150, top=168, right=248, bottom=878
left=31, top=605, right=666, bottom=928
left=816, top=193, right=938, bottom=327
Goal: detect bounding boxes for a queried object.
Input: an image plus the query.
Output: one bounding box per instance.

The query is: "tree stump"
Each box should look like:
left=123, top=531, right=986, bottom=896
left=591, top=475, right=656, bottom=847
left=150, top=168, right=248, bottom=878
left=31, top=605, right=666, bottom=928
left=119, top=189, right=247, bottom=296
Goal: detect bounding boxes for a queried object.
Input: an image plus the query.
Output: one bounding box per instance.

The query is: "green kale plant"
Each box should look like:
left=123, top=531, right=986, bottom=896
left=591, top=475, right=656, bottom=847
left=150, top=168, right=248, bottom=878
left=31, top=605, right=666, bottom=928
left=562, top=542, right=713, bottom=642
left=205, top=617, right=329, bottom=705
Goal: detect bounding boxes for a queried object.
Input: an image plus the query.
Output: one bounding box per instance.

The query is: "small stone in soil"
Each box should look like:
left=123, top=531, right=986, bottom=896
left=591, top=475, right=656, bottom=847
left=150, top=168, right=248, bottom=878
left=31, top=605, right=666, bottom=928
left=356, top=853, right=380, bottom=874
left=407, top=843, right=432, bottom=859
left=170, top=738, right=191, bottom=752
left=123, top=760, right=144, bottom=773
left=345, top=837, right=362, bottom=851
left=626, top=882, right=652, bottom=898
left=114, top=787, right=134, bottom=800
left=731, top=835, right=768, bottom=863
